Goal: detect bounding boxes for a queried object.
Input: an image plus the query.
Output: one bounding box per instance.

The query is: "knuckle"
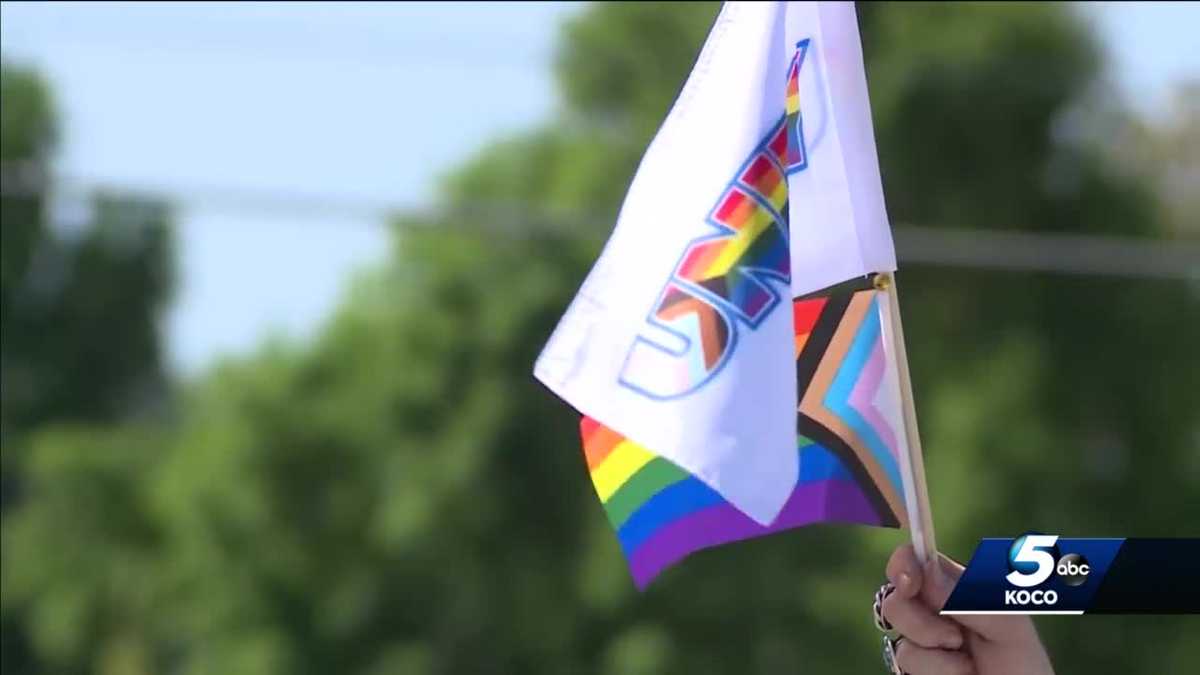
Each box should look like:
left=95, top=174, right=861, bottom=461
left=880, top=593, right=903, bottom=623
left=888, top=544, right=915, bottom=570
left=883, top=596, right=928, bottom=638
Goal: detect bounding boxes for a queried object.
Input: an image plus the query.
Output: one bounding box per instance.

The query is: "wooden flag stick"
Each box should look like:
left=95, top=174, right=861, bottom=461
left=874, top=272, right=938, bottom=565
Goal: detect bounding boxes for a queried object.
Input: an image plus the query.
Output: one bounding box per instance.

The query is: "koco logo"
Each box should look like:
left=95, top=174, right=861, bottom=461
left=1006, top=534, right=1061, bottom=588
left=1004, top=589, right=1059, bottom=606
left=1003, top=534, right=1091, bottom=606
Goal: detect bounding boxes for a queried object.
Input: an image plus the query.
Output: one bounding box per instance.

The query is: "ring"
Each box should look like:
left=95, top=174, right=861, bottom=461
left=873, top=582, right=896, bottom=633
left=882, top=634, right=906, bottom=675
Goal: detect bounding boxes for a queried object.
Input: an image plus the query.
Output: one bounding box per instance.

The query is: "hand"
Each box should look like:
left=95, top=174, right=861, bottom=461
left=881, top=544, right=1056, bottom=675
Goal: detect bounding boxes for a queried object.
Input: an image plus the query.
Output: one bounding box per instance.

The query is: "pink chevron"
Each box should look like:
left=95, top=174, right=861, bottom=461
left=847, top=333, right=900, bottom=463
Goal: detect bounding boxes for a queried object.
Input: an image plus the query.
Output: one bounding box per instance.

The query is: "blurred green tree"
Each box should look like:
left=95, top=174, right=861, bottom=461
left=1, top=62, right=176, bottom=674
left=3, top=2, right=1197, bottom=674
left=0, top=67, right=175, bottom=443
left=150, top=2, right=1198, bottom=672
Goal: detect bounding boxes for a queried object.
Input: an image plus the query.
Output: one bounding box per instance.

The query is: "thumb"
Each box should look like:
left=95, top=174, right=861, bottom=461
left=919, top=553, right=962, bottom=610
left=930, top=554, right=1041, bottom=643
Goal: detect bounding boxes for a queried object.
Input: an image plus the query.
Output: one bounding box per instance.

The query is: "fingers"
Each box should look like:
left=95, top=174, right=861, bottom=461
left=894, top=639, right=976, bottom=675
left=885, top=544, right=924, bottom=599
left=925, top=553, right=1041, bottom=646
left=882, top=591, right=964, bottom=650
left=919, top=553, right=962, bottom=610
left=883, top=545, right=964, bottom=649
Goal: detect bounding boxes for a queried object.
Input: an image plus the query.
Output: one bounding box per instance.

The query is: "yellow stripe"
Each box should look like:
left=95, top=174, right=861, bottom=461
left=590, top=440, right=655, bottom=502
left=768, top=179, right=788, bottom=212
left=705, top=207, right=774, bottom=275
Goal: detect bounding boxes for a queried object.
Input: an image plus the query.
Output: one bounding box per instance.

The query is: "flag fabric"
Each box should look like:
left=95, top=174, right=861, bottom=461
left=581, top=275, right=915, bottom=588
left=535, top=1, right=919, bottom=587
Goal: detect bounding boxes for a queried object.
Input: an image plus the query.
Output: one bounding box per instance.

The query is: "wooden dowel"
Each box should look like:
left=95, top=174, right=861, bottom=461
left=874, top=272, right=938, bottom=565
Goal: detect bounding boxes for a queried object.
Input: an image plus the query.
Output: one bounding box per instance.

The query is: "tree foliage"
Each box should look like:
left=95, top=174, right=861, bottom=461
left=1, top=61, right=175, bottom=675
left=2, top=3, right=1197, bottom=674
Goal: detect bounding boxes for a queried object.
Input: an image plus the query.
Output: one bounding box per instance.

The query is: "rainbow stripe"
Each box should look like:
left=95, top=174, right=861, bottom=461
left=582, top=419, right=882, bottom=589
left=584, top=276, right=906, bottom=588
left=672, top=117, right=791, bottom=324
left=618, top=38, right=810, bottom=401
left=786, top=51, right=802, bottom=115
left=795, top=278, right=908, bottom=523
left=587, top=38, right=904, bottom=587
left=785, top=39, right=809, bottom=173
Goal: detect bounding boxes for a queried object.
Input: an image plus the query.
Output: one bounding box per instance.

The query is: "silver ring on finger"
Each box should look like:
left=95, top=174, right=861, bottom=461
left=873, top=581, right=896, bottom=633
left=882, top=634, right=908, bottom=675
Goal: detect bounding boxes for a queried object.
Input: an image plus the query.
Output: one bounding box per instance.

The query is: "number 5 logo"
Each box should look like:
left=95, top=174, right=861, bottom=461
left=1006, top=535, right=1059, bottom=588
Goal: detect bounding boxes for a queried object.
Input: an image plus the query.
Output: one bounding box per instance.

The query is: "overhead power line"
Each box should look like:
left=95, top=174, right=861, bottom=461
left=2, top=168, right=1197, bottom=281
left=893, top=225, right=1197, bottom=282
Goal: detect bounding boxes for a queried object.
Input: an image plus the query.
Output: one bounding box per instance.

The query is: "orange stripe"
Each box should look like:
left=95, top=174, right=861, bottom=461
left=726, top=193, right=758, bottom=230
left=583, top=423, right=624, bottom=470
left=697, top=303, right=724, bottom=367
left=712, top=189, right=758, bottom=232
left=745, top=160, right=781, bottom=197
left=794, top=332, right=810, bottom=357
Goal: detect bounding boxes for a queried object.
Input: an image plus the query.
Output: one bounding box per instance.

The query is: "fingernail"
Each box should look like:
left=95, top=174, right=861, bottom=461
left=898, top=572, right=913, bottom=592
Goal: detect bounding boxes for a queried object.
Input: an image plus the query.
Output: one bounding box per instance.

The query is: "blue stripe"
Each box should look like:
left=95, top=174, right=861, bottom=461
left=824, top=296, right=904, bottom=494
left=798, top=442, right=854, bottom=482
left=617, top=440, right=857, bottom=554
left=616, top=477, right=724, bottom=554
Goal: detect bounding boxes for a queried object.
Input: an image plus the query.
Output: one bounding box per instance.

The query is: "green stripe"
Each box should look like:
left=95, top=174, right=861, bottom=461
left=601, top=458, right=690, bottom=528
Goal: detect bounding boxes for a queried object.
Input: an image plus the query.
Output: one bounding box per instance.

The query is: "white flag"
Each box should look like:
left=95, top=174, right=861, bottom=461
left=534, top=1, right=895, bottom=526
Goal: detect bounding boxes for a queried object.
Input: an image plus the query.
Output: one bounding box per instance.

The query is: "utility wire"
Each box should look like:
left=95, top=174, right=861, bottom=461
left=3, top=167, right=1197, bottom=281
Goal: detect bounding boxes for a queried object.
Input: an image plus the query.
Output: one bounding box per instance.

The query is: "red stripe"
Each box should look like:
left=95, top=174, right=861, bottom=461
left=582, top=420, right=624, bottom=470
left=678, top=242, right=718, bottom=279
left=580, top=416, right=601, bottom=442
left=740, top=154, right=774, bottom=188
left=713, top=189, right=747, bottom=224
left=768, top=125, right=788, bottom=161
left=792, top=297, right=828, bottom=337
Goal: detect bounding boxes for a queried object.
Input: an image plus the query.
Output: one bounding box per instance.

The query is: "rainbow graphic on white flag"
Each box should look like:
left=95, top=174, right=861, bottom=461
left=535, top=1, right=925, bottom=585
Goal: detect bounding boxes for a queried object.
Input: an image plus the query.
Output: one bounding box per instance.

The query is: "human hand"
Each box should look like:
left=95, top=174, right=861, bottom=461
left=878, top=544, right=1055, bottom=675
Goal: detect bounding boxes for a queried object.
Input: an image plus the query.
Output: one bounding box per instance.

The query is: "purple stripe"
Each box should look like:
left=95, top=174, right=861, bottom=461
left=627, top=479, right=881, bottom=589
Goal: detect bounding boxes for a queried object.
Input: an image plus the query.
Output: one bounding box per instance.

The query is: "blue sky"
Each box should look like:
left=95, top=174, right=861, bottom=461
left=1, top=1, right=1196, bottom=374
